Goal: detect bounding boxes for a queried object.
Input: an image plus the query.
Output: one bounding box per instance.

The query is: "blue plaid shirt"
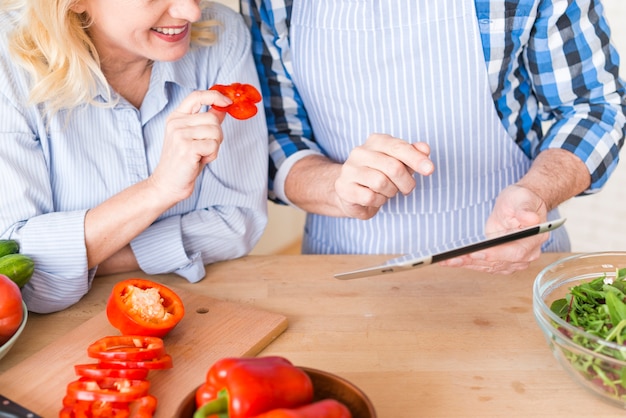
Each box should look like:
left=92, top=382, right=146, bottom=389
left=240, top=0, right=626, bottom=202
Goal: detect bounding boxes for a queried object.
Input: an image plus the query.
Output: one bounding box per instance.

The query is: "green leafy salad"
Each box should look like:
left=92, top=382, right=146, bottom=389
left=550, top=267, right=626, bottom=398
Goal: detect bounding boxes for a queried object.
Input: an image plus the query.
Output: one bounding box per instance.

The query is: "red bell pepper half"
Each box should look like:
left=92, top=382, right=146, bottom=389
left=209, top=83, right=262, bottom=120
left=194, top=356, right=314, bottom=418
left=106, top=278, right=184, bottom=338
left=252, top=399, right=352, bottom=418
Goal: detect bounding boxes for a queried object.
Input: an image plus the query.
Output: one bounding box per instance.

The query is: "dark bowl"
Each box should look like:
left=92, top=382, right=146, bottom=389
left=175, top=366, right=377, bottom=418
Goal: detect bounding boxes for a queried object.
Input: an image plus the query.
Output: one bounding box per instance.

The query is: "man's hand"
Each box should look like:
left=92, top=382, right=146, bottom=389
left=334, top=134, right=434, bottom=219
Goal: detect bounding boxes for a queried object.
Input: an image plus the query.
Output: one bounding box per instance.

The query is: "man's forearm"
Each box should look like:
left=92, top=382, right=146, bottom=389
left=516, top=148, right=591, bottom=211
left=284, top=155, right=345, bottom=217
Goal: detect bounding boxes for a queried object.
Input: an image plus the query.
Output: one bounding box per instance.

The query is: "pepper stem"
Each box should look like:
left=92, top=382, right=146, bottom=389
left=193, top=389, right=229, bottom=418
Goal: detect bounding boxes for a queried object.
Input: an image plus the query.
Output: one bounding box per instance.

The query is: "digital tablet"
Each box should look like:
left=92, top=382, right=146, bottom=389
left=334, top=218, right=566, bottom=280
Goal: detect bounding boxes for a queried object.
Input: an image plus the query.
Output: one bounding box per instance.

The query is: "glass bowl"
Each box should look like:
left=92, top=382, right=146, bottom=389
left=175, top=366, right=377, bottom=417
left=0, top=300, right=28, bottom=362
left=533, top=252, right=626, bottom=408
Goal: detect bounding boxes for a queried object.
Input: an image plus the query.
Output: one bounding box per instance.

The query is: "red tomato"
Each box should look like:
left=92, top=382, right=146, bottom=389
left=0, top=273, right=23, bottom=345
left=209, top=83, right=262, bottom=120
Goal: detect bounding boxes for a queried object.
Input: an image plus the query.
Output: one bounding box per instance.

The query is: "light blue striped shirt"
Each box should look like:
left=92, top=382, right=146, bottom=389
left=0, top=3, right=268, bottom=313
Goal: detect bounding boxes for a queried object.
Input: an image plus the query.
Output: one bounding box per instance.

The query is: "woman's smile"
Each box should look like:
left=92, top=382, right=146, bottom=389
left=151, top=24, right=190, bottom=43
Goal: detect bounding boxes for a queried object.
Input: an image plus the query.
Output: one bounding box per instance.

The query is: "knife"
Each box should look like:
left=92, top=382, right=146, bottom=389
left=0, top=394, right=42, bottom=418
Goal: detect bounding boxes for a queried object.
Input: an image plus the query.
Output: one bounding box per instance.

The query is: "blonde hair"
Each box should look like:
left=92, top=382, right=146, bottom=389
left=2, top=0, right=218, bottom=116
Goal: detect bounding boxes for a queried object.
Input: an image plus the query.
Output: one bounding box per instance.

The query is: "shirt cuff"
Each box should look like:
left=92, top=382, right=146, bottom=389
left=273, top=149, right=323, bottom=206
left=130, top=216, right=205, bottom=283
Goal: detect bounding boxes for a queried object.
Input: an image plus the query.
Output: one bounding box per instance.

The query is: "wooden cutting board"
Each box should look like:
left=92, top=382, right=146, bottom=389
left=0, top=286, right=288, bottom=417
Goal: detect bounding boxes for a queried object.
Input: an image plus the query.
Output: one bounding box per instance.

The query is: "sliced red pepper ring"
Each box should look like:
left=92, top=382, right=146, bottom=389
left=99, top=353, right=174, bottom=370
left=209, top=83, right=262, bottom=120
left=66, top=377, right=150, bottom=403
left=74, top=363, right=150, bottom=380
left=59, top=404, right=89, bottom=418
left=87, top=335, right=166, bottom=362
left=106, top=278, right=185, bottom=338
left=128, top=394, right=158, bottom=417
left=61, top=394, right=157, bottom=418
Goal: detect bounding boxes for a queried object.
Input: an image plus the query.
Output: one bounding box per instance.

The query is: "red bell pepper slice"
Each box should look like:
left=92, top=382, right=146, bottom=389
left=99, top=354, right=173, bottom=371
left=74, top=363, right=150, bottom=381
left=66, top=377, right=150, bottom=403
left=251, top=399, right=352, bottom=418
left=87, top=335, right=166, bottom=362
left=106, top=278, right=184, bottom=338
left=209, top=83, right=262, bottom=120
left=194, top=356, right=314, bottom=418
left=60, top=394, right=157, bottom=418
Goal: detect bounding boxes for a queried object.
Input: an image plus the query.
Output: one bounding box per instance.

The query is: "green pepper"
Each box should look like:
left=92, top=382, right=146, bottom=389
left=251, top=399, right=352, bottom=418
left=194, top=356, right=314, bottom=418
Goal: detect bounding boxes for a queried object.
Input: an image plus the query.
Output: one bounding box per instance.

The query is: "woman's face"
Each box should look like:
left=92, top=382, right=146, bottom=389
left=73, top=0, right=202, bottom=64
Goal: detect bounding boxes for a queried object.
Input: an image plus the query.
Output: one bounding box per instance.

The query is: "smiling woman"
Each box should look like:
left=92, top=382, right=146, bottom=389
left=0, top=0, right=269, bottom=314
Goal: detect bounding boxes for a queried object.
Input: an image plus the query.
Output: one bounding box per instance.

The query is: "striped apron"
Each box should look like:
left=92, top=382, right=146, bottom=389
left=290, top=0, right=569, bottom=254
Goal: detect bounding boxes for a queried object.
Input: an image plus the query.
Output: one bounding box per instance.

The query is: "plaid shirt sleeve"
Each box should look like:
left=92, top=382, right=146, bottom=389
left=240, top=0, right=322, bottom=203
left=476, top=0, right=626, bottom=193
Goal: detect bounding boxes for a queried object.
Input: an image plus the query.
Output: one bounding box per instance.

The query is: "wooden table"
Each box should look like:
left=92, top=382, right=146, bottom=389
left=1, top=253, right=625, bottom=417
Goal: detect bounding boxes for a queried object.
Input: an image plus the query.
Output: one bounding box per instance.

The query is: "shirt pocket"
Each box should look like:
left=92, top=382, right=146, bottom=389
left=476, top=2, right=536, bottom=42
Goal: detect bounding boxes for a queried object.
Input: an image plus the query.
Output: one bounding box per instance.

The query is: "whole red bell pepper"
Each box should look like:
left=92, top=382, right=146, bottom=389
left=194, top=356, right=314, bottom=418
left=251, top=399, right=352, bottom=418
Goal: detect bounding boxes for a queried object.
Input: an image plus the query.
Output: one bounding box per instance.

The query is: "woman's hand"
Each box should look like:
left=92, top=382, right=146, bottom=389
left=149, top=89, right=231, bottom=204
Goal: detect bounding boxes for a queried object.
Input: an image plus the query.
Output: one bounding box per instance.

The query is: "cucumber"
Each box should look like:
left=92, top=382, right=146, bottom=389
left=0, top=253, right=35, bottom=287
left=0, top=239, right=19, bottom=258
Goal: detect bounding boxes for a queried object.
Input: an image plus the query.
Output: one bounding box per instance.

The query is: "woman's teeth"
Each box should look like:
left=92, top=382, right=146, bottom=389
left=153, top=27, right=185, bottom=35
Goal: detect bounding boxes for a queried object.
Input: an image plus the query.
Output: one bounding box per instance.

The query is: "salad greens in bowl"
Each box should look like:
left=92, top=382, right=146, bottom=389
left=533, top=252, right=626, bottom=407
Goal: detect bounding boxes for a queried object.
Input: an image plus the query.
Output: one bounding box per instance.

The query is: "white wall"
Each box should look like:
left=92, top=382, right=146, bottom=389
left=245, top=0, right=626, bottom=254
left=216, top=0, right=238, bottom=11
left=251, top=204, right=306, bottom=254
